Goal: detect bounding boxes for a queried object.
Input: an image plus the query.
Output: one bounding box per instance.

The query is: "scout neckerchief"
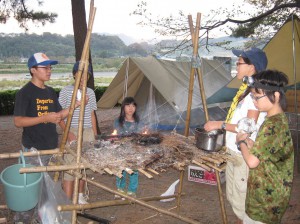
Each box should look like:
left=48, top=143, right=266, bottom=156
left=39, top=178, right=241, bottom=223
left=225, top=83, right=247, bottom=123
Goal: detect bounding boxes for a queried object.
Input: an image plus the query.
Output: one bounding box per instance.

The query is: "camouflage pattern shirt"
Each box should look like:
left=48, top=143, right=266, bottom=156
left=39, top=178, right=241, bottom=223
left=246, top=113, right=294, bottom=224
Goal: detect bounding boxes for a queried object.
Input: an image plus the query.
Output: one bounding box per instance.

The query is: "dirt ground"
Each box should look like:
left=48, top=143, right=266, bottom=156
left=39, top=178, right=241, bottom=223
left=0, top=109, right=300, bottom=224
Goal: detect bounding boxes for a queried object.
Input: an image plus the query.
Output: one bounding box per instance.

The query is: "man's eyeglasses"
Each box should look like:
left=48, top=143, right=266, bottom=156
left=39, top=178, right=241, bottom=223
left=36, top=66, right=53, bottom=71
left=236, top=62, right=247, bottom=66
left=250, top=93, right=267, bottom=101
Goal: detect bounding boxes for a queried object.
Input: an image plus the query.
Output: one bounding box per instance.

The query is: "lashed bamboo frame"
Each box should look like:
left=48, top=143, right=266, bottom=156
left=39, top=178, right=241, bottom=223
left=0, top=140, right=231, bottom=224
left=0, top=7, right=229, bottom=224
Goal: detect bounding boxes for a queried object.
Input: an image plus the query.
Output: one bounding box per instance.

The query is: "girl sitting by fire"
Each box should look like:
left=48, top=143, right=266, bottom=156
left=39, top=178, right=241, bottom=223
left=113, top=96, right=141, bottom=198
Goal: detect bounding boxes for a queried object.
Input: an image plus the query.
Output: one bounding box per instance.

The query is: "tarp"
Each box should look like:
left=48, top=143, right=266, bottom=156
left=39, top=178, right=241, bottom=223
left=228, top=14, right=300, bottom=88
left=98, top=56, right=233, bottom=130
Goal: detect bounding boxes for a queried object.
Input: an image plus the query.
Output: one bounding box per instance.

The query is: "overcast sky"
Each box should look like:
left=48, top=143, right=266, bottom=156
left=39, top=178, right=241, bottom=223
left=1, top=0, right=245, bottom=41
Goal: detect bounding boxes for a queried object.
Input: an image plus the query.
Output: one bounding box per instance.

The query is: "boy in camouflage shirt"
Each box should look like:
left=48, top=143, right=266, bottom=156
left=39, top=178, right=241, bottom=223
left=236, top=70, right=294, bottom=224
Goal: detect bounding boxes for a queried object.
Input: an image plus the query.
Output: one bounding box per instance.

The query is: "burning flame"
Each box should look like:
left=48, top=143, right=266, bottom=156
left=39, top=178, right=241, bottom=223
left=111, top=129, right=118, bottom=136
left=142, top=126, right=149, bottom=135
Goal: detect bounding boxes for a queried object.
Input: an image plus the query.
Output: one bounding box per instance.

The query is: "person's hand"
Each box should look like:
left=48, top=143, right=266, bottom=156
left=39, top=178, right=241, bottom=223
left=236, top=132, right=254, bottom=150
left=236, top=132, right=249, bottom=143
left=204, top=121, right=221, bottom=132
left=46, top=112, right=62, bottom=124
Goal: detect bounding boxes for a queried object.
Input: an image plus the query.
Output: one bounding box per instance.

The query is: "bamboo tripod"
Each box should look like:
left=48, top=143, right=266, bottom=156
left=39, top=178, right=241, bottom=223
left=184, top=13, right=228, bottom=224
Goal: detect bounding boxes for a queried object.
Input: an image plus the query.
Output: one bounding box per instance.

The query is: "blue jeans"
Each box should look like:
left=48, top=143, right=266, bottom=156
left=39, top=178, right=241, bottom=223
left=116, top=170, right=139, bottom=193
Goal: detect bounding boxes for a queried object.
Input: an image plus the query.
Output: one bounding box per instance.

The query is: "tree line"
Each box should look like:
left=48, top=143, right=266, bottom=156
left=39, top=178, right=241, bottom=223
left=0, top=32, right=155, bottom=61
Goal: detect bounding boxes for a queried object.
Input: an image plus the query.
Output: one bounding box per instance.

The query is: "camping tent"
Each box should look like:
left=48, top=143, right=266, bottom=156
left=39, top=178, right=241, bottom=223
left=228, top=14, right=300, bottom=88
left=97, top=56, right=233, bottom=131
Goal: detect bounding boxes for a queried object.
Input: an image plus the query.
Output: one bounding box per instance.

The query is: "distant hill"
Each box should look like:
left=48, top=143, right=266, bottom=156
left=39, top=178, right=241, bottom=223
left=0, top=32, right=254, bottom=62
left=0, top=32, right=152, bottom=61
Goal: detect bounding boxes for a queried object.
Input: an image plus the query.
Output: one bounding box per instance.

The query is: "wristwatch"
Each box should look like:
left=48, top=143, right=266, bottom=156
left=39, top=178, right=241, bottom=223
left=236, top=140, right=247, bottom=151
left=221, top=122, right=226, bottom=130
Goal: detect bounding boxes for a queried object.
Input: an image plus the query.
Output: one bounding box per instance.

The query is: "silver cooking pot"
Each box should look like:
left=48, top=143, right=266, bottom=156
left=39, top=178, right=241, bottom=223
left=194, top=127, right=224, bottom=152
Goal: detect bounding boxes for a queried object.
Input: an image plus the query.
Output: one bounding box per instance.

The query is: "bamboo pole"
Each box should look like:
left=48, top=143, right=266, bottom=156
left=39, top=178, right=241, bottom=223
left=0, top=149, right=61, bottom=159
left=71, top=5, right=97, bottom=223
left=62, top=170, right=201, bottom=224
left=216, top=170, right=228, bottom=224
left=176, top=169, right=185, bottom=213
left=58, top=194, right=179, bottom=211
left=188, top=14, right=209, bottom=122
left=19, top=164, right=86, bottom=173
left=184, top=13, right=201, bottom=137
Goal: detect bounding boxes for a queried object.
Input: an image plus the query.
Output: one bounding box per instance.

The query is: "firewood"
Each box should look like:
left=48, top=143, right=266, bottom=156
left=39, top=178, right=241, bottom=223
left=201, top=155, right=221, bottom=165
left=104, top=168, right=113, bottom=175
left=138, top=169, right=153, bottom=178
left=192, top=160, right=211, bottom=172
left=146, top=168, right=159, bottom=175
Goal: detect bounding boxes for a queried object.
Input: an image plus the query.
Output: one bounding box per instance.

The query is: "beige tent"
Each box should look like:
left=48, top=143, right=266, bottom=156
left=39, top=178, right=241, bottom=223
left=228, top=14, right=300, bottom=88
left=98, top=56, right=233, bottom=130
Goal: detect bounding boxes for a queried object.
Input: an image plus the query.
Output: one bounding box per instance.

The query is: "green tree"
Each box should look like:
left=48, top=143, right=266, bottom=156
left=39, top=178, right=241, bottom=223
left=0, top=0, right=57, bottom=31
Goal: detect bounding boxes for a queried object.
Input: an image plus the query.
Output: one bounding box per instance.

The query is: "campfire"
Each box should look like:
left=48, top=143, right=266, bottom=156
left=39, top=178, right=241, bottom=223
left=98, top=129, right=163, bottom=146
left=69, top=130, right=231, bottom=177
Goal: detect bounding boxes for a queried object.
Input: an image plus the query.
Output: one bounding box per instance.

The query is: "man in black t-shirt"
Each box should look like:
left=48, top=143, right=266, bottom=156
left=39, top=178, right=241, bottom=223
left=14, top=52, right=72, bottom=151
left=13, top=53, right=83, bottom=223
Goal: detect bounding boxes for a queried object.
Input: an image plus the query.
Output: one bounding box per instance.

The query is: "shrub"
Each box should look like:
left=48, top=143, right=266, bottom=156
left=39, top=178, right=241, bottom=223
left=0, top=87, right=107, bottom=115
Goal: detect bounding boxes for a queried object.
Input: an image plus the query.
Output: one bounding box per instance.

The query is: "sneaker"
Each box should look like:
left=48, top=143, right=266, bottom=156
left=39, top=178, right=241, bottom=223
left=127, top=191, right=137, bottom=198
left=78, top=193, right=88, bottom=204
left=114, top=188, right=126, bottom=200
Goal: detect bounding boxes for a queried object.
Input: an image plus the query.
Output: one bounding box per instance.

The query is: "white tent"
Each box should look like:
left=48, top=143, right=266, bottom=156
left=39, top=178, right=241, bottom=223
left=98, top=56, right=234, bottom=131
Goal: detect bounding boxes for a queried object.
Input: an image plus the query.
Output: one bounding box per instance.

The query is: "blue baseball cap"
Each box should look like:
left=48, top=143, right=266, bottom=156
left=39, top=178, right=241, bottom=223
left=72, top=61, right=92, bottom=75
left=232, top=47, right=268, bottom=72
left=28, top=52, right=58, bottom=69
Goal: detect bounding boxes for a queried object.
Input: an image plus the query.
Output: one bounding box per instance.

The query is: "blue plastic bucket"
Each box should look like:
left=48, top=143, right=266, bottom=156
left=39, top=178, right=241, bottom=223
left=0, top=151, right=43, bottom=212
